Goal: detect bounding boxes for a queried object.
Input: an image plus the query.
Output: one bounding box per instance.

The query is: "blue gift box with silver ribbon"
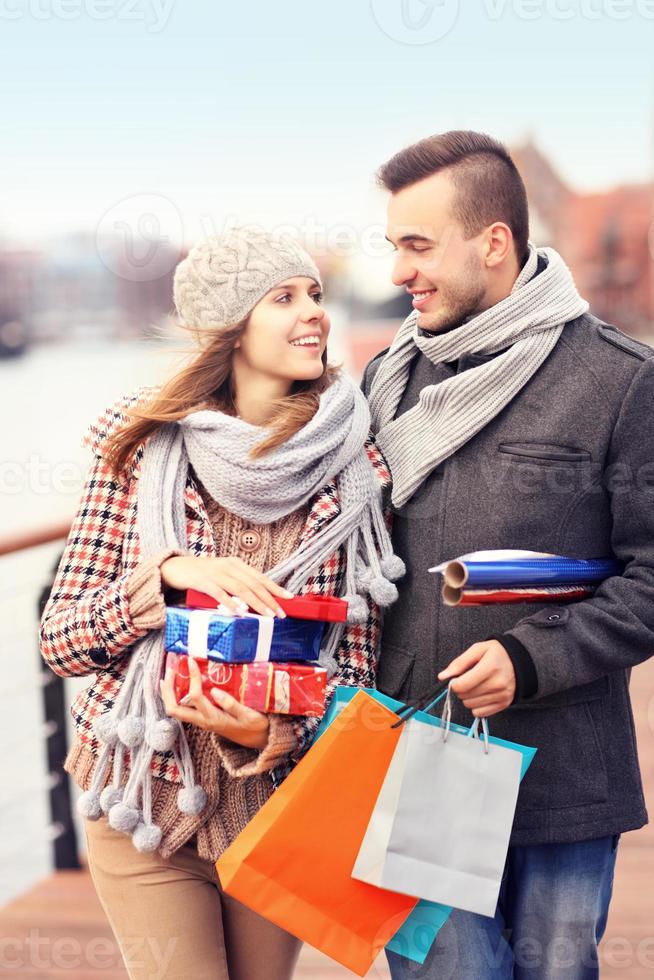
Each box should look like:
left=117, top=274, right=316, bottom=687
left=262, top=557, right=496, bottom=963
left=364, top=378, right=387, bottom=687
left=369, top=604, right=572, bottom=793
left=164, top=606, right=325, bottom=663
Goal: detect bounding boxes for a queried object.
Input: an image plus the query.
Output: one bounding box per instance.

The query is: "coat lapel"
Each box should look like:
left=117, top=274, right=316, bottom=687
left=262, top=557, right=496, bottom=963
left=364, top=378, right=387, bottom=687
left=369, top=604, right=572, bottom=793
left=365, top=438, right=392, bottom=490
left=299, top=437, right=391, bottom=545
left=183, top=478, right=215, bottom=553
left=299, top=481, right=341, bottom=546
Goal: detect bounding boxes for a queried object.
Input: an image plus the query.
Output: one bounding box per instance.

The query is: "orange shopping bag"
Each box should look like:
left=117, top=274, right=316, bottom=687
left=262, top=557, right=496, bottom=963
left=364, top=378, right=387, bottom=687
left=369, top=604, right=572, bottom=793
left=216, top=690, right=419, bottom=976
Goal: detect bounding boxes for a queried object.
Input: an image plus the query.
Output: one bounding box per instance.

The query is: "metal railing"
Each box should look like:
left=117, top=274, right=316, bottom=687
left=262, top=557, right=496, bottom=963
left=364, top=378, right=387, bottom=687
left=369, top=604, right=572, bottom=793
left=0, top=520, right=72, bottom=557
left=2, top=520, right=80, bottom=871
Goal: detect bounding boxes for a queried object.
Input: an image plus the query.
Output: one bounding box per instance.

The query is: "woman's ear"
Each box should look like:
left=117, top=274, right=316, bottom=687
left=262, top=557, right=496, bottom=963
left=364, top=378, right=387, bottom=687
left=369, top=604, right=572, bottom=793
left=233, top=316, right=248, bottom=351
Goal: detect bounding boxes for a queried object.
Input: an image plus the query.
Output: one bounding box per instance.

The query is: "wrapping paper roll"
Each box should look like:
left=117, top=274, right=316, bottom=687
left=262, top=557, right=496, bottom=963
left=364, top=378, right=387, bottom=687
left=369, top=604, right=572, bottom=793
left=429, top=550, right=622, bottom=589
left=442, top=584, right=596, bottom=607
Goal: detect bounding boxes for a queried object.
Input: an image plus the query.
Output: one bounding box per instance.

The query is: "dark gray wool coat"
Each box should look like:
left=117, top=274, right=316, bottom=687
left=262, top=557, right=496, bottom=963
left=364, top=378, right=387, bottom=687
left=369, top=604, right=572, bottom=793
left=363, top=310, right=654, bottom=846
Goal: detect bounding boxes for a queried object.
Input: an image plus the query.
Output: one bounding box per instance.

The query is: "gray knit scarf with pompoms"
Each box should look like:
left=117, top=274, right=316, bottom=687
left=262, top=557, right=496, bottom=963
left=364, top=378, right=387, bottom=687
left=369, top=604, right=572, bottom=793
left=76, top=370, right=405, bottom=853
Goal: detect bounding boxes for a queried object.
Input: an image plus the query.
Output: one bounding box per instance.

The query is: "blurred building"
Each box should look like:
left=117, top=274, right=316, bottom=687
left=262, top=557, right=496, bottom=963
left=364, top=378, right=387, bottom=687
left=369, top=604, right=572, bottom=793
left=514, top=140, right=654, bottom=342
left=1, top=234, right=187, bottom=345
left=109, top=241, right=186, bottom=339
left=31, top=234, right=118, bottom=342
left=0, top=248, right=39, bottom=356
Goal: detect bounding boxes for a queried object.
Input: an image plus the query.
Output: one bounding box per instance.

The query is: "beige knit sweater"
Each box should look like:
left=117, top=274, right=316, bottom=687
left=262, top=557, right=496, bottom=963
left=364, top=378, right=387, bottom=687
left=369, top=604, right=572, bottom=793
left=64, top=472, right=310, bottom=861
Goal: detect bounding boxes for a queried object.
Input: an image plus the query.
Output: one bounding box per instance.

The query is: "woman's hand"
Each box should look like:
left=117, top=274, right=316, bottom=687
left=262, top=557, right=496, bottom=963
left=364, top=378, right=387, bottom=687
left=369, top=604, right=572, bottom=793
left=159, top=657, right=270, bottom=750
left=160, top=554, right=293, bottom=617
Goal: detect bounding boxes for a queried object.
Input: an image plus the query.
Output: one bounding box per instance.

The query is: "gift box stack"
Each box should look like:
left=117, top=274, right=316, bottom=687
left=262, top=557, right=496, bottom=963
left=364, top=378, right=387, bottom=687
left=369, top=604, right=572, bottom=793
left=164, top=590, right=348, bottom=717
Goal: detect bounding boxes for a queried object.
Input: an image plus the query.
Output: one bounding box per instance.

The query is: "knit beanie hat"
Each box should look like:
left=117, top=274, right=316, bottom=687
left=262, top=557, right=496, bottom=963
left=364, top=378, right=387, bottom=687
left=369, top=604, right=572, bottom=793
left=173, top=226, right=323, bottom=330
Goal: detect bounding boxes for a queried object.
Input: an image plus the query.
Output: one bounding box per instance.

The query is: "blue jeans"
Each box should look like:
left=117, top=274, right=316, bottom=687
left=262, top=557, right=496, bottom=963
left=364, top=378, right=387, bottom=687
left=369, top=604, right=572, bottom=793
left=386, top=835, right=620, bottom=980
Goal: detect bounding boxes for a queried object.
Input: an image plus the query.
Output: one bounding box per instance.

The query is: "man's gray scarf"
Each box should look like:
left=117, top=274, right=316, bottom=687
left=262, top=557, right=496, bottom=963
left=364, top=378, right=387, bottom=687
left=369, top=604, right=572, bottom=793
left=368, top=245, right=589, bottom=508
left=76, top=372, right=405, bottom=852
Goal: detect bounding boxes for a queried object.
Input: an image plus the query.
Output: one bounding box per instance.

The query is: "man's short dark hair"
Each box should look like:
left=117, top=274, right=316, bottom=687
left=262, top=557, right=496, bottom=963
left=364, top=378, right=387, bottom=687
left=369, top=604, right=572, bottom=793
left=377, top=130, right=530, bottom=266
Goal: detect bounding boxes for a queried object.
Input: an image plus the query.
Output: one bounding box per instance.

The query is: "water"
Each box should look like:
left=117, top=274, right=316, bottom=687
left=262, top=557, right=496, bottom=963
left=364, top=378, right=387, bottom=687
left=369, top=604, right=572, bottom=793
left=0, top=337, right=189, bottom=537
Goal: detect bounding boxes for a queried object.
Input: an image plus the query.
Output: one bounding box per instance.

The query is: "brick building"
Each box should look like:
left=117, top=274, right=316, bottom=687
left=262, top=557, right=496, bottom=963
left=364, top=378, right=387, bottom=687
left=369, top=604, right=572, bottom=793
left=513, top=140, right=654, bottom=342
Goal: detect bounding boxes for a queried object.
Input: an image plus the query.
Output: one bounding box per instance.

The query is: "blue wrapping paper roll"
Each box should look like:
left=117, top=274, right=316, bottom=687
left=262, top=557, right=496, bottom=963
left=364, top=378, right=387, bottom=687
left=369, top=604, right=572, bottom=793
left=460, top=557, right=621, bottom=587
left=164, top=606, right=325, bottom=663
left=431, top=550, right=623, bottom=589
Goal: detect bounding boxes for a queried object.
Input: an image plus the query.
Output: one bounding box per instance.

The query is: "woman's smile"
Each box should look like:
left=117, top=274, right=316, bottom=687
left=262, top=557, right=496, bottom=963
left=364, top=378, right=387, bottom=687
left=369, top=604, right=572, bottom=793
left=289, top=332, right=322, bottom=352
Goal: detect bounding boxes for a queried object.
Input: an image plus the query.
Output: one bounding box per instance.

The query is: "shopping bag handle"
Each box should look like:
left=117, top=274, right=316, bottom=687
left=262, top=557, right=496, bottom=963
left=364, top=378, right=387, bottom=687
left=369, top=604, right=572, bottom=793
left=441, top=686, right=490, bottom=754
left=466, top=715, right=490, bottom=753
left=390, top=679, right=452, bottom=728
left=392, top=682, right=491, bottom=754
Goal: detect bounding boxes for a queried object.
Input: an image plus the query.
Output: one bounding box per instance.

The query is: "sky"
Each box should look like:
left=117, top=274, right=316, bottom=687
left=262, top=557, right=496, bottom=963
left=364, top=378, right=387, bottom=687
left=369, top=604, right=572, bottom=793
left=1, top=0, right=653, bottom=246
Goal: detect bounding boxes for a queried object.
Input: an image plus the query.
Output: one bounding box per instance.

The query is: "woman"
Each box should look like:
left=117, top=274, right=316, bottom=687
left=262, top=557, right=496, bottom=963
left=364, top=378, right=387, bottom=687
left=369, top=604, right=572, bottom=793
left=39, top=227, right=404, bottom=980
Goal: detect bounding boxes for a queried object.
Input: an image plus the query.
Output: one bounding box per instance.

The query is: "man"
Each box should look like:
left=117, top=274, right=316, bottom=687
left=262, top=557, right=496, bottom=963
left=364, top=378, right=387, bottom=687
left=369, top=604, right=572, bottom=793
left=362, top=130, right=654, bottom=979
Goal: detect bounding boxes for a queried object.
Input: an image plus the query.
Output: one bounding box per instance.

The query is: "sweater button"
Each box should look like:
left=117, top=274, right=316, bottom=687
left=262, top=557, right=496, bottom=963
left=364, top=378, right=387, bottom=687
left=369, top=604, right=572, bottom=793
left=238, top=529, right=261, bottom=553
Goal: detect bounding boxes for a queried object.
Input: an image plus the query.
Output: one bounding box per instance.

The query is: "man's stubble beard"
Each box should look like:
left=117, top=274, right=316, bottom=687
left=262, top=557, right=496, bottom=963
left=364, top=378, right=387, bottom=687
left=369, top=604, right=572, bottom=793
left=417, top=253, right=487, bottom=335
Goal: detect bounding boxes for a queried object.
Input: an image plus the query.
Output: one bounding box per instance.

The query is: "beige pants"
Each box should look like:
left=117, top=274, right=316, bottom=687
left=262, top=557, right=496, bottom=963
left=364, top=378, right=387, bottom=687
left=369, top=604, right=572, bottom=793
left=84, top=817, right=302, bottom=980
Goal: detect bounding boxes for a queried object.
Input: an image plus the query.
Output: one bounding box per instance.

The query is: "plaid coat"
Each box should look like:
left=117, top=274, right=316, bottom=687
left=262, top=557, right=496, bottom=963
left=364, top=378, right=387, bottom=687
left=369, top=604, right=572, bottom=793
left=39, top=387, right=392, bottom=784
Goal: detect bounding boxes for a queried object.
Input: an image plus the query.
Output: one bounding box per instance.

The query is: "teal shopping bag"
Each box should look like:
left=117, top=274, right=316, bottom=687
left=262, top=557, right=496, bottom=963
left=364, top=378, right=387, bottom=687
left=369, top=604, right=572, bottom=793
left=314, top=686, right=537, bottom=965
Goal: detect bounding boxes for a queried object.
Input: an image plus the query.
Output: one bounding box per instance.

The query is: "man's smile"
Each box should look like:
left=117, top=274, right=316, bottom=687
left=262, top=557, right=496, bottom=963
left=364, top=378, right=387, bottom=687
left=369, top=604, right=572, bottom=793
left=409, top=288, right=438, bottom=309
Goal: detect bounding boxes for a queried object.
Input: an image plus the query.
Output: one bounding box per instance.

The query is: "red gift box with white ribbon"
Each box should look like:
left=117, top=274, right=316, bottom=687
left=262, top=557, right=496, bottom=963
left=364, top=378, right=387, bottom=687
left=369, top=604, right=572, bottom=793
left=167, top=652, right=327, bottom=717
left=185, top=589, right=348, bottom=623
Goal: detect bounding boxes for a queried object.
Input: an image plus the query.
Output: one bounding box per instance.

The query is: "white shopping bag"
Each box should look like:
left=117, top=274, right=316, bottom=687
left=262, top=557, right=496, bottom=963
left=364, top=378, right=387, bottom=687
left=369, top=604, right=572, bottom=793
left=352, top=688, right=523, bottom=917
left=352, top=719, right=412, bottom=885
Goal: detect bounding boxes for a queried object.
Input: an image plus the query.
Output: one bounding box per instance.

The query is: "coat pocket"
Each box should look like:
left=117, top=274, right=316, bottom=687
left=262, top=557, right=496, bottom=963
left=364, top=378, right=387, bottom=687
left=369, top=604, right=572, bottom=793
left=483, top=444, right=596, bottom=544
left=377, top=643, right=416, bottom=702
left=511, top=674, right=610, bottom=710
left=493, top=698, right=609, bottom=811
left=498, top=443, right=592, bottom=465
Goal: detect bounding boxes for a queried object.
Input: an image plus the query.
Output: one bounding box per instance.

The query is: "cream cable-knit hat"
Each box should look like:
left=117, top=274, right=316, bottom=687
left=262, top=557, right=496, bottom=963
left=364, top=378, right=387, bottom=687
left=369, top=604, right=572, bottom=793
left=173, top=226, right=323, bottom=329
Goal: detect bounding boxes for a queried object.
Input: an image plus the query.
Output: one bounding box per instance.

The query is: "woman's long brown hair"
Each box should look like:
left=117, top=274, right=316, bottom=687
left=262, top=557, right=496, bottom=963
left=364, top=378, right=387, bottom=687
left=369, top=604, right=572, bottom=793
left=103, top=320, right=339, bottom=481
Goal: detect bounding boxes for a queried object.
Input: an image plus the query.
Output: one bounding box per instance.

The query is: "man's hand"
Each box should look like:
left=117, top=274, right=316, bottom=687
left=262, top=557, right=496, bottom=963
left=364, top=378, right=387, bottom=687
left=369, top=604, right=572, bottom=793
left=438, top=640, right=516, bottom=717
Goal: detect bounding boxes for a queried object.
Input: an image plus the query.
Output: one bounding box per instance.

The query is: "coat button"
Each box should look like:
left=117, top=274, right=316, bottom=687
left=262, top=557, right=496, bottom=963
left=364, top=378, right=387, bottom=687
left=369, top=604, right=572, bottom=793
left=238, top=528, right=261, bottom=553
